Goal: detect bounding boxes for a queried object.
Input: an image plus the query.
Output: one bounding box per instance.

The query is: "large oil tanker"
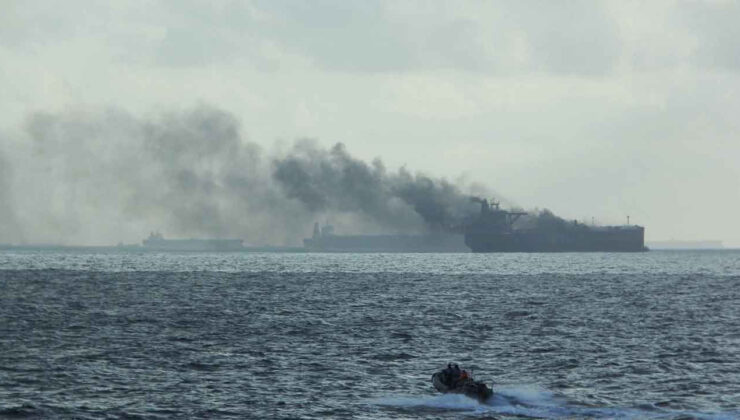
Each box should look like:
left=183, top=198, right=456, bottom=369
left=142, top=232, right=243, bottom=251
left=464, top=198, right=646, bottom=252
left=303, top=223, right=468, bottom=253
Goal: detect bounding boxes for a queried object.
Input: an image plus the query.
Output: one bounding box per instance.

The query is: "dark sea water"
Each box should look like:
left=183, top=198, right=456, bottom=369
left=1, top=250, right=739, bottom=419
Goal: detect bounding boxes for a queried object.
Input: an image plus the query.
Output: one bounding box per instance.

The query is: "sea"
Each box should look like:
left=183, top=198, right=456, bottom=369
left=1, top=249, right=738, bottom=419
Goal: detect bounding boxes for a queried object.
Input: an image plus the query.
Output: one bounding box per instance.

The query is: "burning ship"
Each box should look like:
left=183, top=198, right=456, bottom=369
left=464, top=198, right=646, bottom=252
left=303, top=197, right=646, bottom=253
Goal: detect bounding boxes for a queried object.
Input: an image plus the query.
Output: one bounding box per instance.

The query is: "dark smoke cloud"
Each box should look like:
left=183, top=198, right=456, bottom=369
left=272, top=141, right=478, bottom=232
left=17, top=106, right=307, bottom=245
left=513, top=208, right=585, bottom=233
left=392, top=169, right=476, bottom=231
left=3, top=105, right=483, bottom=245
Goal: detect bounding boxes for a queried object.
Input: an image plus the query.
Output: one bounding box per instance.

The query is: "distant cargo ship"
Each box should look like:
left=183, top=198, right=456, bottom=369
left=142, top=232, right=243, bottom=251
left=303, top=223, right=469, bottom=253
left=464, top=198, right=646, bottom=252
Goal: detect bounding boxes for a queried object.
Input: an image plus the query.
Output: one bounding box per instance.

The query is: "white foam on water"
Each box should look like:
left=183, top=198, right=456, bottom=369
left=374, top=393, right=484, bottom=411
left=375, top=386, right=740, bottom=419
left=494, top=386, right=740, bottom=419
left=488, top=385, right=568, bottom=418
left=374, top=387, right=588, bottom=418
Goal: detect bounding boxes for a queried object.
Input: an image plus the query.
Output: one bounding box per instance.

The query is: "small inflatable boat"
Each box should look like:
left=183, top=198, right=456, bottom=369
left=431, top=364, right=493, bottom=402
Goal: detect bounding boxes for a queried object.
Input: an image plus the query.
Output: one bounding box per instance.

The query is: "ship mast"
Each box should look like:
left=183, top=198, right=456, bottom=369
left=470, top=196, right=527, bottom=231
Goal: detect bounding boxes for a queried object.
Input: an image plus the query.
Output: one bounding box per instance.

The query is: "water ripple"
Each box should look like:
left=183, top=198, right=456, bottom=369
left=0, top=251, right=739, bottom=419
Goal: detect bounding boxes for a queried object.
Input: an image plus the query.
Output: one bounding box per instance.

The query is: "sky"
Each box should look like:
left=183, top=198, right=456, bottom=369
left=1, top=0, right=739, bottom=246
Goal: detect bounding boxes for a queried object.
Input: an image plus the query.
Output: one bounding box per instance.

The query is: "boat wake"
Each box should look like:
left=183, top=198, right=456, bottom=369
left=374, top=385, right=738, bottom=419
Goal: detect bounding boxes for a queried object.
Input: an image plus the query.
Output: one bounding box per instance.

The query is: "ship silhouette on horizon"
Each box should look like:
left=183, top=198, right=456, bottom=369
left=464, top=197, right=646, bottom=252
left=303, top=197, right=646, bottom=253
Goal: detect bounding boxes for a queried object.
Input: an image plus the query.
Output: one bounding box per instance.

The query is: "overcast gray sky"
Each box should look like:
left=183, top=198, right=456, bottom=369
left=1, top=0, right=739, bottom=246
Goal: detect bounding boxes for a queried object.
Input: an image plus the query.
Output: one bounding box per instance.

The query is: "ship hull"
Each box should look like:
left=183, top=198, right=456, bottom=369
left=465, top=228, right=646, bottom=253
left=142, top=238, right=243, bottom=252
left=304, top=233, right=469, bottom=253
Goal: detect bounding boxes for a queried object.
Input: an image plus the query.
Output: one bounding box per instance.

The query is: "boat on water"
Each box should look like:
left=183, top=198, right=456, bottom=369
left=464, top=197, right=647, bottom=252
left=431, top=364, right=493, bottom=401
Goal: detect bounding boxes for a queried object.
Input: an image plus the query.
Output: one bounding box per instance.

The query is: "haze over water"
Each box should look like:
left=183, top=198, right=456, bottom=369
left=1, top=250, right=738, bottom=419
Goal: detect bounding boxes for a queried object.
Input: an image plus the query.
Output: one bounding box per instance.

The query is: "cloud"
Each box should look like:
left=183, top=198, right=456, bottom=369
left=681, top=1, right=740, bottom=71
left=0, top=1, right=622, bottom=75
left=253, top=0, right=621, bottom=75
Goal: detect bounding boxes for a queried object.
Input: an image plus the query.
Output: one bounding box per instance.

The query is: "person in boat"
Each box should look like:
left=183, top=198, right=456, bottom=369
left=441, top=363, right=465, bottom=388
left=439, top=364, right=452, bottom=386
left=441, top=364, right=453, bottom=384
left=452, top=364, right=462, bottom=382
left=432, top=364, right=494, bottom=401
left=447, top=368, right=468, bottom=389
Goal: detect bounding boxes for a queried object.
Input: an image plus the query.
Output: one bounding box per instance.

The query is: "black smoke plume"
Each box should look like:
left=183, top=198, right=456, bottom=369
left=272, top=142, right=477, bottom=232
left=1, top=105, right=482, bottom=245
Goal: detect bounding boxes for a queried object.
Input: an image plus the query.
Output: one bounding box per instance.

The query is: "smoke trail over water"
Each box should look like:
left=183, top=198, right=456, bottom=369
left=272, top=142, right=478, bottom=232
left=1, top=105, right=482, bottom=246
